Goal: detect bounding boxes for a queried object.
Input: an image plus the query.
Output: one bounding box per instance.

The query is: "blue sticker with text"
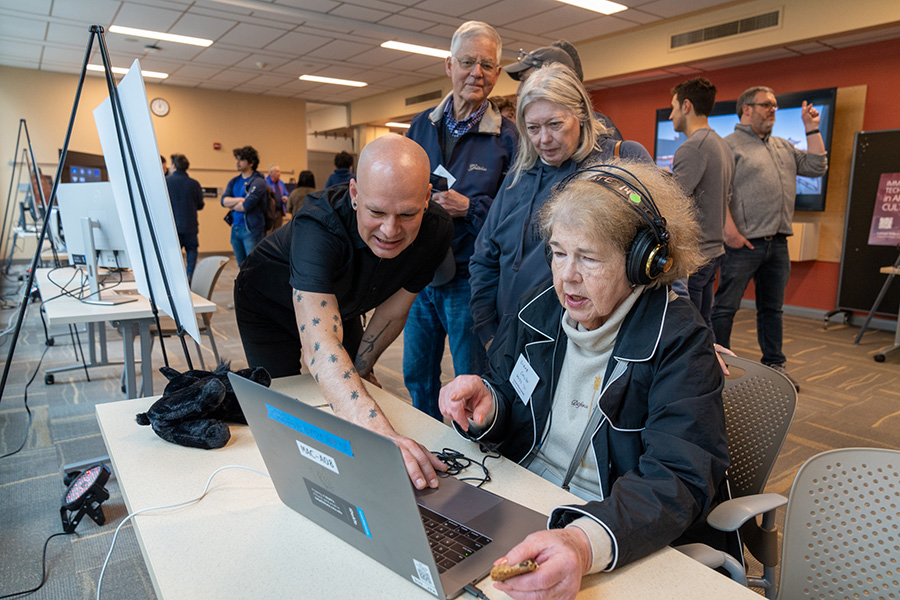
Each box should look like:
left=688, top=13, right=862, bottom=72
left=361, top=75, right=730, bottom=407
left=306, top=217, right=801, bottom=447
left=266, top=404, right=353, bottom=457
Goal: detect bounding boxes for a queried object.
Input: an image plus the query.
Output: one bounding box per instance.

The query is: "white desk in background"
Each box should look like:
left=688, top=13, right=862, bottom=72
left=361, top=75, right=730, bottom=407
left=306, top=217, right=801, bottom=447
left=36, top=266, right=216, bottom=398
left=96, top=375, right=760, bottom=600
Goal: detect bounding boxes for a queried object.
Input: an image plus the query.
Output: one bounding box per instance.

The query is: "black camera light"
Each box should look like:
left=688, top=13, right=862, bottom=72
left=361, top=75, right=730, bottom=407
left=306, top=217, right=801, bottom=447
left=60, top=463, right=111, bottom=533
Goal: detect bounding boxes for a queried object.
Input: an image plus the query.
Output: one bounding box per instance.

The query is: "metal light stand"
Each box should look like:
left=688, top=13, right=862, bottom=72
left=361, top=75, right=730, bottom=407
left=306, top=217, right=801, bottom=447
left=0, top=25, right=194, bottom=408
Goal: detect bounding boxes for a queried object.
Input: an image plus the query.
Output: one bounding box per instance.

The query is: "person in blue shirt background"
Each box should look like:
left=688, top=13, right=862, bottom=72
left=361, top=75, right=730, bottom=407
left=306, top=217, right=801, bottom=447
left=221, top=145, right=267, bottom=266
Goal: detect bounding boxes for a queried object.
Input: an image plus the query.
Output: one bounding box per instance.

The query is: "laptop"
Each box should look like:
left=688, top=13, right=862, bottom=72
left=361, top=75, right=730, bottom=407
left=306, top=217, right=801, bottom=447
left=229, top=374, right=548, bottom=599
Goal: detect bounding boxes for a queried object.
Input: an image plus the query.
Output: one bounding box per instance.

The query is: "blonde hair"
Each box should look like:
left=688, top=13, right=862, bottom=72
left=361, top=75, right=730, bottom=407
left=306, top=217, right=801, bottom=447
left=509, top=63, right=606, bottom=187
left=539, top=160, right=704, bottom=287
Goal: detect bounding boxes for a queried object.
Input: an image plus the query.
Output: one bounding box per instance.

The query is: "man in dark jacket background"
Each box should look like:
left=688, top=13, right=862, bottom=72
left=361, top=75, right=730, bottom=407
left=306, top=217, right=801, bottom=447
left=165, top=153, right=204, bottom=279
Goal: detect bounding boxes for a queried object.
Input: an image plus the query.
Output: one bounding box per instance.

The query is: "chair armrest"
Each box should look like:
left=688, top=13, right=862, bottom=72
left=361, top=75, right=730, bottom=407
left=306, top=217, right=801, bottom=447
left=707, top=493, right=787, bottom=531
left=674, top=543, right=747, bottom=585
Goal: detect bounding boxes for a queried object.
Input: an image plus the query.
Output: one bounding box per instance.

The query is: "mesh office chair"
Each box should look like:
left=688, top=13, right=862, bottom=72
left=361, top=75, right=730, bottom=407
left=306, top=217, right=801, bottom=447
left=677, top=354, right=798, bottom=596
left=775, top=447, right=900, bottom=600
left=152, top=256, right=229, bottom=370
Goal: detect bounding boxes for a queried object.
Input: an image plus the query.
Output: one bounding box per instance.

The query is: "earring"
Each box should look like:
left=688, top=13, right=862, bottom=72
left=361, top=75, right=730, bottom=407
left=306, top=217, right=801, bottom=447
left=351, top=202, right=357, bottom=209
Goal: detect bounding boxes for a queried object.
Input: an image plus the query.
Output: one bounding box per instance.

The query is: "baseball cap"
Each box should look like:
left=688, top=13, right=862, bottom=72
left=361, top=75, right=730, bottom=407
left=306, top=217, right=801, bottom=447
left=505, top=40, right=583, bottom=81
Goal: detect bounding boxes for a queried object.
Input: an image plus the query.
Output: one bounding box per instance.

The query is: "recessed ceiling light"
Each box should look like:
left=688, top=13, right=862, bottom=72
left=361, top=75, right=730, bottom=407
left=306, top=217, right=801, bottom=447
left=381, top=41, right=450, bottom=59
left=299, top=75, right=367, bottom=87
left=556, top=0, right=628, bottom=15
left=108, top=25, right=213, bottom=47
left=87, top=64, right=169, bottom=79
left=385, top=122, right=411, bottom=129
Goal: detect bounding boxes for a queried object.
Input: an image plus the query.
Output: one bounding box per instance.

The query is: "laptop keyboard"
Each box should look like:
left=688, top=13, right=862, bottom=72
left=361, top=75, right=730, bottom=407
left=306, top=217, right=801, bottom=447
left=418, top=505, right=492, bottom=573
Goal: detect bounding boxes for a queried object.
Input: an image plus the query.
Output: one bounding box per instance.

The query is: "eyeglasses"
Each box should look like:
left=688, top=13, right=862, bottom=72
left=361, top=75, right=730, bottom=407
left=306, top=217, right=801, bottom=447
left=746, top=101, right=778, bottom=111
left=517, top=48, right=543, bottom=67
left=454, top=56, right=499, bottom=73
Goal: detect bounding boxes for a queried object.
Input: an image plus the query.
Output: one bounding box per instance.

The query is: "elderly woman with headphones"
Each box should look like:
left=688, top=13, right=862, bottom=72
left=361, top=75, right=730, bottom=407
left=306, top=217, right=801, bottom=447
left=469, top=62, right=652, bottom=359
left=440, top=161, right=730, bottom=600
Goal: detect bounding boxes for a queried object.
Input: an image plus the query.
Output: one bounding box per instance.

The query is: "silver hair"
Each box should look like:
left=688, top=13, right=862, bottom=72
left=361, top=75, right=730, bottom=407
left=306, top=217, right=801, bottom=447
left=450, top=21, right=502, bottom=63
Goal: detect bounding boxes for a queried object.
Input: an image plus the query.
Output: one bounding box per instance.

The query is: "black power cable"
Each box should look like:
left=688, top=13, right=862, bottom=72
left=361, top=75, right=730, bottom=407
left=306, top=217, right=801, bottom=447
left=0, top=532, right=74, bottom=599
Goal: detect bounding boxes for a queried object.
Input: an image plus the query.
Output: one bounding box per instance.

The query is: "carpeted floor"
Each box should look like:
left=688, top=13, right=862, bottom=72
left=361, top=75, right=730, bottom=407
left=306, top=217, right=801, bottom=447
left=0, top=257, right=897, bottom=599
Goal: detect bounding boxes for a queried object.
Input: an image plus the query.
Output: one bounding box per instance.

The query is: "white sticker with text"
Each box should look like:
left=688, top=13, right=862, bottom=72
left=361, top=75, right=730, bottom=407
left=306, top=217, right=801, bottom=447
left=296, top=440, right=339, bottom=474
left=510, top=353, right=540, bottom=406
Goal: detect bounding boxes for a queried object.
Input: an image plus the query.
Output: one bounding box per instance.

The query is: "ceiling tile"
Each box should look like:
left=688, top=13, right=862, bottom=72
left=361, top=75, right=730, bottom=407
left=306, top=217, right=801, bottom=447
left=545, top=15, right=635, bottom=43
left=504, top=5, right=593, bottom=37
left=0, top=0, right=51, bottom=15
left=272, top=0, right=341, bottom=12
left=306, top=39, right=373, bottom=60
left=168, top=63, right=225, bottom=78
left=40, top=47, right=88, bottom=67
left=328, top=4, right=391, bottom=23
left=0, top=15, right=48, bottom=40
left=51, top=0, right=123, bottom=23
left=192, top=46, right=252, bottom=66
left=112, top=3, right=181, bottom=32
left=208, top=69, right=259, bottom=84
left=170, top=13, right=238, bottom=40
left=232, top=53, right=293, bottom=71
left=46, top=22, right=96, bottom=46
left=616, top=8, right=663, bottom=25
left=636, top=0, right=734, bottom=19
left=244, top=73, right=298, bottom=87
left=376, top=13, right=438, bottom=32
left=0, top=39, right=44, bottom=59
left=265, top=30, right=331, bottom=54
left=468, top=0, right=549, bottom=27
left=412, top=0, right=497, bottom=19
left=218, top=22, right=287, bottom=47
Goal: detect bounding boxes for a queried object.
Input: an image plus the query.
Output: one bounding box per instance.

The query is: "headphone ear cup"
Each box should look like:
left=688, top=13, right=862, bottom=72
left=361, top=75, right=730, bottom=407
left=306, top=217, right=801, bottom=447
left=626, top=228, right=670, bottom=285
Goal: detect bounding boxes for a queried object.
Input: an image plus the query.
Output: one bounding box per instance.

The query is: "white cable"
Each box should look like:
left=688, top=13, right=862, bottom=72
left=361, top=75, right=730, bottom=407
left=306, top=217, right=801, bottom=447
left=96, top=464, right=270, bottom=600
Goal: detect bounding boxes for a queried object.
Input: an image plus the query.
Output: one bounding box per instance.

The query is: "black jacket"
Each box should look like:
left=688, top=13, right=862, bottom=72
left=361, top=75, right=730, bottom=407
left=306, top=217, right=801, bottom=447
left=165, top=170, right=204, bottom=235
left=461, top=284, right=730, bottom=568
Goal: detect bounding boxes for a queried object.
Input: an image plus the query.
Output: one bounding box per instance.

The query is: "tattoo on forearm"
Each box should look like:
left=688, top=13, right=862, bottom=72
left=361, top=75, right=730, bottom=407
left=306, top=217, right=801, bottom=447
left=300, top=324, right=306, bottom=333
left=350, top=390, right=359, bottom=400
left=320, top=300, right=328, bottom=307
left=294, top=291, right=303, bottom=302
left=369, top=408, right=377, bottom=419
left=329, top=354, right=338, bottom=363
left=357, top=321, right=391, bottom=361
left=343, top=371, right=352, bottom=379
left=312, top=317, right=320, bottom=326
left=314, top=342, right=320, bottom=352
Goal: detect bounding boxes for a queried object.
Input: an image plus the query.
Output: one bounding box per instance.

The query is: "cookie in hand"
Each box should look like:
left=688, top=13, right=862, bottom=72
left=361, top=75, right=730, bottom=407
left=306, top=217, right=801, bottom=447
left=490, top=559, right=538, bottom=582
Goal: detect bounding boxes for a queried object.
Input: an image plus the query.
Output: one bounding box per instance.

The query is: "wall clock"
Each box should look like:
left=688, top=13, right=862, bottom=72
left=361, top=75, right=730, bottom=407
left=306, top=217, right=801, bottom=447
left=150, top=97, right=170, bottom=117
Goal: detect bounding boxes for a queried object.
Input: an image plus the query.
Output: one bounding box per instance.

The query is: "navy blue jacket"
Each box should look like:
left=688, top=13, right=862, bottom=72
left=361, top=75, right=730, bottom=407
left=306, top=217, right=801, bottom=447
left=459, top=284, right=730, bottom=569
left=407, top=94, right=517, bottom=279
left=221, top=171, right=267, bottom=236
left=166, top=170, right=204, bottom=235
left=469, top=139, right=652, bottom=352
left=326, top=168, right=353, bottom=188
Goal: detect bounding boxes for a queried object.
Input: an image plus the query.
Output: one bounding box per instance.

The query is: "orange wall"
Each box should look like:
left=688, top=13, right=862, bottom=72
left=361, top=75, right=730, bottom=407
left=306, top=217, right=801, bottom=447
left=590, top=38, right=900, bottom=311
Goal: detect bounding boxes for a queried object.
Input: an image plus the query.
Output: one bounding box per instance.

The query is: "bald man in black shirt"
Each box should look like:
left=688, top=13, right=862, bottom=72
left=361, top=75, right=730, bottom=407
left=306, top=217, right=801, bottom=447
left=234, top=135, right=453, bottom=489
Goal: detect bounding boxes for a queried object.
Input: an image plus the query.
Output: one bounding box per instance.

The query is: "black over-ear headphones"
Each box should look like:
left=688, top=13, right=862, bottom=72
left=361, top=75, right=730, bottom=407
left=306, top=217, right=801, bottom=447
left=552, top=164, right=672, bottom=286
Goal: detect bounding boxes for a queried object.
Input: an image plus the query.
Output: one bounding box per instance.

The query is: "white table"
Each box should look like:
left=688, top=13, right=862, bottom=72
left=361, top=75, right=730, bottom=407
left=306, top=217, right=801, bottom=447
left=37, top=266, right=216, bottom=398
left=96, top=375, right=761, bottom=600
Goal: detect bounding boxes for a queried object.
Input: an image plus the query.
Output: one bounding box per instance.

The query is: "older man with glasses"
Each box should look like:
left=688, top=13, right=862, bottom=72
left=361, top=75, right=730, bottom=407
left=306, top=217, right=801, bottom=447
left=711, top=86, right=828, bottom=390
left=404, top=20, right=517, bottom=421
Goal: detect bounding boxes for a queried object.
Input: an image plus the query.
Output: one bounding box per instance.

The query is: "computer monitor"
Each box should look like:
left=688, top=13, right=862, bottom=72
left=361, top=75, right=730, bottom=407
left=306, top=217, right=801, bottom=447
left=92, top=60, right=200, bottom=341
left=653, top=87, right=837, bottom=211
left=56, top=182, right=135, bottom=305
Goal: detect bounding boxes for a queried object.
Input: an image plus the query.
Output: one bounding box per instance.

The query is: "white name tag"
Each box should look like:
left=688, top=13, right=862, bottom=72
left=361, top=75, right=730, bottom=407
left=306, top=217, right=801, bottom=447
left=433, top=164, right=457, bottom=189
left=510, top=353, right=539, bottom=406
left=296, top=440, right=339, bottom=474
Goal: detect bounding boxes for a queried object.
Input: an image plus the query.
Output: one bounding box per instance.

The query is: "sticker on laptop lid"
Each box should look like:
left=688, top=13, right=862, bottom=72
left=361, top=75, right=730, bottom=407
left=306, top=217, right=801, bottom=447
left=411, top=558, right=439, bottom=596
left=266, top=403, right=353, bottom=457
left=304, top=478, right=371, bottom=538
left=296, top=439, right=339, bottom=474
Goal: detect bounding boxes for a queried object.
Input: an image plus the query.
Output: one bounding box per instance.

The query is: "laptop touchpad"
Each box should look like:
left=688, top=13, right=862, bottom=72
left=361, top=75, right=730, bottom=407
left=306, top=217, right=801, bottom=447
left=416, top=477, right=503, bottom=524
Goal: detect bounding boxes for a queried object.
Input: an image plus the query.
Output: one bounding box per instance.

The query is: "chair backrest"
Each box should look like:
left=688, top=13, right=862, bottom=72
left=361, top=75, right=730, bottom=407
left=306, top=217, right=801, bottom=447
left=721, top=354, right=798, bottom=498
left=777, top=448, right=900, bottom=600
left=190, top=256, right=229, bottom=300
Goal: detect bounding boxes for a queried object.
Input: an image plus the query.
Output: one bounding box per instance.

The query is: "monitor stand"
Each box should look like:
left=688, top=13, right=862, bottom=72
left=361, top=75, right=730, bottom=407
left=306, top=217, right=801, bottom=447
left=80, top=217, right=137, bottom=306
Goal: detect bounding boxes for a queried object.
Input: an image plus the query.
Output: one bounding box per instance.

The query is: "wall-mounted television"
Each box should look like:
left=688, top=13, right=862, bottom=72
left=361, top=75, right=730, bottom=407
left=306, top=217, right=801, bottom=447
left=653, top=87, right=837, bottom=211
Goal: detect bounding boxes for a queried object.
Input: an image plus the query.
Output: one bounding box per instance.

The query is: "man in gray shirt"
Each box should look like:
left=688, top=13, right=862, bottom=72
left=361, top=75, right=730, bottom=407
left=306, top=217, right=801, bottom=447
left=711, top=86, right=828, bottom=387
left=669, top=77, right=733, bottom=328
